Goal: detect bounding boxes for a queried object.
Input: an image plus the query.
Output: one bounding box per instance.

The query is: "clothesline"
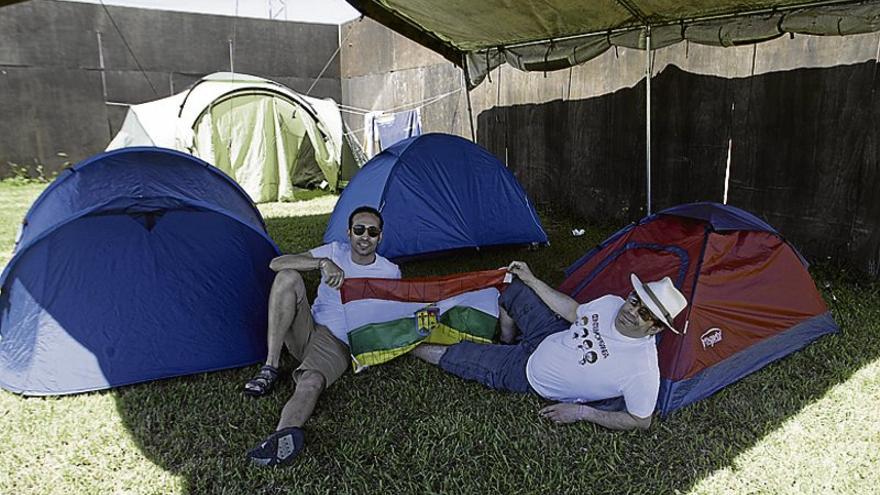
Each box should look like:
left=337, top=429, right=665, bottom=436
left=344, top=122, right=422, bottom=139
left=343, top=126, right=366, bottom=138
left=339, top=87, right=462, bottom=116
left=339, top=108, right=370, bottom=115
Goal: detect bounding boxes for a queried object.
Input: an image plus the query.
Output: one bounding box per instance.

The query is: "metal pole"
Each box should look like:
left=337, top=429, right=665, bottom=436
left=231, top=0, right=238, bottom=75
left=96, top=31, right=113, bottom=137
left=645, top=26, right=652, bottom=215
left=461, top=60, right=477, bottom=142
left=97, top=32, right=108, bottom=101
left=465, top=87, right=477, bottom=142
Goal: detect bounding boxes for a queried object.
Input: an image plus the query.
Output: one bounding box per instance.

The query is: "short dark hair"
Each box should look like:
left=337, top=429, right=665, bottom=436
left=348, top=206, right=383, bottom=230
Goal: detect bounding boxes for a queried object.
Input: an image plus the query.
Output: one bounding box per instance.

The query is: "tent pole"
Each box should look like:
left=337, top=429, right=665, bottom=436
left=645, top=26, right=652, bottom=216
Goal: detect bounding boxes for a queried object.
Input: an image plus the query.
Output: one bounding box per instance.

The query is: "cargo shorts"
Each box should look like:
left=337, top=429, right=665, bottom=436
left=282, top=276, right=349, bottom=387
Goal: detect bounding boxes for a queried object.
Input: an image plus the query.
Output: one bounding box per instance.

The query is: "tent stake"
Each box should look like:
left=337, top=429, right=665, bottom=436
left=645, top=26, right=652, bottom=216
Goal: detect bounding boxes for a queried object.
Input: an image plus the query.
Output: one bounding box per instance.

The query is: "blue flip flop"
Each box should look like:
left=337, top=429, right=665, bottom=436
left=247, top=427, right=305, bottom=467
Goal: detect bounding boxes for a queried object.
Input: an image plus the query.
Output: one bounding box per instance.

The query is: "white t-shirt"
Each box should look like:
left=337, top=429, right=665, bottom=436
left=309, top=241, right=401, bottom=345
left=525, top=295, right=660, bottom=418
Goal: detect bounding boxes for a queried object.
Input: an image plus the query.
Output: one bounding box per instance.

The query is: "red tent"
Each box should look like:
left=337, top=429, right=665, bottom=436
left=560, top=202, right=838, bottom=415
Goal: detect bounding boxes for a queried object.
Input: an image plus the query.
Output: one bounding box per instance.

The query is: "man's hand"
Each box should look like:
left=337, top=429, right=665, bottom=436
left=538, top=403, right=587, bottom=424
left=507, top=260, right=537, bottom=284
left=539, top=402, right=652, bottom=430
left=320, top=259, right=344, bottom=289
left=507, top=260, right=579, bottom=323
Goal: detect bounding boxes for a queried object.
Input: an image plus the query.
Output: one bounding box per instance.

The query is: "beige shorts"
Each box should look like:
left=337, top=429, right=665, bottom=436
left=283, top=294, right=349, bottom=387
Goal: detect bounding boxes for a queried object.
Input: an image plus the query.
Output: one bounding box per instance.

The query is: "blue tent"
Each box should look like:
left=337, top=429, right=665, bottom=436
left=0, top=147, right=280, bottom=395
left=324, top=133, right=548, bottom=259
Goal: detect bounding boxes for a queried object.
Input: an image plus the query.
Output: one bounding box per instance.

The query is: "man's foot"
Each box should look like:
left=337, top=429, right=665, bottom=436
left=247, top=427, right=305, bottom=467
left=411, top=344, right=447, bottom=365
left=243, top=365, right=279, bottom=397
left=499, top=307, right=518, bottom=344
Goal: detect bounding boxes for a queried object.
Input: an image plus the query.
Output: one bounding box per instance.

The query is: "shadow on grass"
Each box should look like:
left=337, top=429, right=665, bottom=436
left=110, top=210, right=880, bottom=494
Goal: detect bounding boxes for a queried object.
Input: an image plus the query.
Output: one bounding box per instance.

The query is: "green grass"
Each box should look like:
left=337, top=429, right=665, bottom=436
left=0, top=182, right=45, bottom=267
left=1, top=182, right=879, bottom=494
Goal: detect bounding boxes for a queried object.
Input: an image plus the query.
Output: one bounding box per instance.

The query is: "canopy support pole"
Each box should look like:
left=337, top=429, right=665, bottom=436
left=461, top=58, right=477, bottom=141
left=645, top=26, right=652, bottom=216
left=465, top=87, right=477, bottom=142
left=464, top=88, right=477, bottom=143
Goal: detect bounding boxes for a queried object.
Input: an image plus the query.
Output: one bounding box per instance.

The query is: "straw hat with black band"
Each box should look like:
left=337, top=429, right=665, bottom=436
left=630, top=273, right=688, bottom=334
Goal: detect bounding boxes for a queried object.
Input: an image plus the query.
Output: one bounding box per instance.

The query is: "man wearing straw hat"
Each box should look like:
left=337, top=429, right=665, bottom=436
left=412, top=260, right=687, bottom=431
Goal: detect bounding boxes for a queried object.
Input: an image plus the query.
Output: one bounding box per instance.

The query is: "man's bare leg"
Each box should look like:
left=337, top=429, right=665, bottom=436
left=499, top=306, right=518, bottom=344
left=277, top=370, right=325, bottom=429
left=265, top=269, right=306, bottom=368
left=411, top=344, right=448, bottom=365
left=246, top=272, right=327, bottom=466
left=247, top=369, right=323, bottom=466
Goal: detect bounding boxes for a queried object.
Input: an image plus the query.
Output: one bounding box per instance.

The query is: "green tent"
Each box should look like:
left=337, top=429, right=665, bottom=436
left=108, top=72, right=364, bottom=202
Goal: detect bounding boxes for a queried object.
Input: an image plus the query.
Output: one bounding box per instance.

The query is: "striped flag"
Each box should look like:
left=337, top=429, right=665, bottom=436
left=341, top=269, right=509, bottom=372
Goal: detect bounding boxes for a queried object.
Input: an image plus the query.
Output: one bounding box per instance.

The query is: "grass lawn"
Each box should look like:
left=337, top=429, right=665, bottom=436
left=1, top=180, right=878, bottom=494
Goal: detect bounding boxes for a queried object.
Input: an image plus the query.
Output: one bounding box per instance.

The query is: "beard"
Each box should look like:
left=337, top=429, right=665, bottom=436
left=352, top=239, right=376, bottom=256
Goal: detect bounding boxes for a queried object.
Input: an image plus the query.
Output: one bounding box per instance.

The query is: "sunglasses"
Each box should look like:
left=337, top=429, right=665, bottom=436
left=627, top=292, right=663, bottom=326
left=351, top=224, right=382, bottom=238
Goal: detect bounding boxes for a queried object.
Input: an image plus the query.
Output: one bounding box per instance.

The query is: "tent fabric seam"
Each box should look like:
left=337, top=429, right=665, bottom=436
left=25, top=148, right=263, bottom=230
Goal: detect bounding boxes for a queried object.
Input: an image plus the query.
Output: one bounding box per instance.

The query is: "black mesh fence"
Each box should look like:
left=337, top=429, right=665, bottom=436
left=478, top=63, right=880, bottom=276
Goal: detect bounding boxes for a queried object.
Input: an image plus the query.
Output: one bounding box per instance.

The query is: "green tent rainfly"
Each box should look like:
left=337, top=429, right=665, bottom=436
left=107, top=72, right=362, bottom=202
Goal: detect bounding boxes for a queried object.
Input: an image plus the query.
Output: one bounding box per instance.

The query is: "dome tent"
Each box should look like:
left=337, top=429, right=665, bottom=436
left=0, top=147, right=280, bottom=395
left=107, top=72, right=363, bottom=202
left=323, top=133, right=548, bottom=260
left=559, top=202, right=839, bottom=416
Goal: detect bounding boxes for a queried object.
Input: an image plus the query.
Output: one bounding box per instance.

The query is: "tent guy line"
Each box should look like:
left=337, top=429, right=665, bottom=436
left=98, top=0, right=158, bottom=96
left=306, top=18, right=359, bottom=95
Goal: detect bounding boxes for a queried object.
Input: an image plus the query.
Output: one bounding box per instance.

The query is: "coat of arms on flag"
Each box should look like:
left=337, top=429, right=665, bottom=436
left=415, top=305, right=439, bottom=336
left=341, top=269, right=509, bottom=372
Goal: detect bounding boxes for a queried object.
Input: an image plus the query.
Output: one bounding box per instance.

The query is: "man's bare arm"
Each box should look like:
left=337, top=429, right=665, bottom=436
left=269, top=253, right=320, bottom=272
left=507, top=261, right=579, bottom=323
left=269, top=252, right=344, bottom=289
left=538, top=403, right=652, bottom=431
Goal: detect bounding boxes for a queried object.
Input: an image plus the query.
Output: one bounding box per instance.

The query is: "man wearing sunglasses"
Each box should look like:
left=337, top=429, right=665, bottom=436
left=244, top=205, right=401, bottom=466
left=412, top=261, right=687, bottom=431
